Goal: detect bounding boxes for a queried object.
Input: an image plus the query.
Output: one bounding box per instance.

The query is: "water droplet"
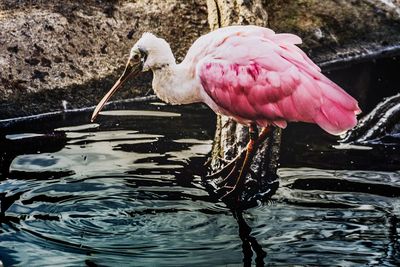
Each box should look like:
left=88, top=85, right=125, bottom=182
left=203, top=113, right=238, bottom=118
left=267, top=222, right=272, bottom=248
left=62, top=100, right=68, bottom=110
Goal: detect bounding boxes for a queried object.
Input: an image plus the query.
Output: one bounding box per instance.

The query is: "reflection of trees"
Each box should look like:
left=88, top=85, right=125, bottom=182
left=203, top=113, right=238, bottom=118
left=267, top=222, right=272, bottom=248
left=233, top=210, right=267, bottom=267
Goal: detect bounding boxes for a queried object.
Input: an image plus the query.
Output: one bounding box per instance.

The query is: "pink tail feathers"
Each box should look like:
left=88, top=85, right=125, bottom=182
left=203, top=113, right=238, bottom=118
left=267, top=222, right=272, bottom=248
left=314, top=81, right=361, bottom=135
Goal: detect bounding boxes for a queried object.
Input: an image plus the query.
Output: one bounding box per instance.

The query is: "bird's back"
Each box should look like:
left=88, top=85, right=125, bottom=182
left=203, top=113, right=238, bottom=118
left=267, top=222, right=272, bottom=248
left=184, top=26, right=361, bottom=135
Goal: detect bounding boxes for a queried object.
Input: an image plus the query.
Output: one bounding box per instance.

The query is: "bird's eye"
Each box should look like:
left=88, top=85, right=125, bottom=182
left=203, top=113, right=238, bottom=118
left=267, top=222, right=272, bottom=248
left=133, top=54, right=140, bottom=60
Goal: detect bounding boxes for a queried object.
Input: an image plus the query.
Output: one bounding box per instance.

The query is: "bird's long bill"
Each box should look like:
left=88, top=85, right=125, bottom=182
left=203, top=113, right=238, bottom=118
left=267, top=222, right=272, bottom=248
left=91, top=60, right=141, bottom=122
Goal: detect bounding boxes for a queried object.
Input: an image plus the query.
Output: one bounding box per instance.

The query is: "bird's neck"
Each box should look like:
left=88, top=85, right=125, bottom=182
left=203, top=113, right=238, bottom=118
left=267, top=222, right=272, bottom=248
left=151, top=62, right=202, bottom=105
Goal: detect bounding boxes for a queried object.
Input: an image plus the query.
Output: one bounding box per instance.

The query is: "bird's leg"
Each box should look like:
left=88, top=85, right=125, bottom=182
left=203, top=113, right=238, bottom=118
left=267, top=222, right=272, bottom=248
left=221, top=126, right=271, bottom=202
left=216, top=127, right=271, bottom=188
left=221, top=124, right=258, bottom=200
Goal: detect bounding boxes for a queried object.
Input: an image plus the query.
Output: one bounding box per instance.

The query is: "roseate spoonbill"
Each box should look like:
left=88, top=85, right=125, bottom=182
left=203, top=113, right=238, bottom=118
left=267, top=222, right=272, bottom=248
left=91, top=25, right=361, bottom=201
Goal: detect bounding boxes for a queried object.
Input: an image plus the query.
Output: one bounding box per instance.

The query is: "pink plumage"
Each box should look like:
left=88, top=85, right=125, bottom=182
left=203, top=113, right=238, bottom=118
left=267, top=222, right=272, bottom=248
left=91, top=25, right=363, bottom=201
left=186, top=26, right=361, bottom=135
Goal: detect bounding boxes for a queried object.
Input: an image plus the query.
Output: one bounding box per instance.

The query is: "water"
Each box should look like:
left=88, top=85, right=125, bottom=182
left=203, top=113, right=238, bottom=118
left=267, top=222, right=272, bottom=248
left=1, top=55, right=400, bottom=266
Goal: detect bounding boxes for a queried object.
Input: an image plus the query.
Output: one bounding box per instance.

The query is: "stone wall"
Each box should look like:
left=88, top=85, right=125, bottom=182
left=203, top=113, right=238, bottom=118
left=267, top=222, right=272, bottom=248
left=0, top=0, right=208, bottom=119
left=1, top=0, right=400, bottom=119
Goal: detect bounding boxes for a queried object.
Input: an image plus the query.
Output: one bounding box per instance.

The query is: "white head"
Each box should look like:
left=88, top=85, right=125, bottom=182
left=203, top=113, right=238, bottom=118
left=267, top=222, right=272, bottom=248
left=91, top=33, right=175, bottom=121
left=131, top=33, right=175, bottom=71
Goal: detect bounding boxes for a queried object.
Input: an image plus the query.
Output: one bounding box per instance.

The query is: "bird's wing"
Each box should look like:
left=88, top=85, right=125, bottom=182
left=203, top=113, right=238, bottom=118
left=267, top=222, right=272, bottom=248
left=197, top=32, right=360, bottom=135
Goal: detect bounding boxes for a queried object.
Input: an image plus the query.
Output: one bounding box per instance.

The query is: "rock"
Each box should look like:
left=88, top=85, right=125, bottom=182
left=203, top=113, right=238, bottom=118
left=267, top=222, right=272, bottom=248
left=263, top=0, right=400, bottom=63
left=1, top=0, right=400, bottom=121
left=0, top=0, right=208, bottom=119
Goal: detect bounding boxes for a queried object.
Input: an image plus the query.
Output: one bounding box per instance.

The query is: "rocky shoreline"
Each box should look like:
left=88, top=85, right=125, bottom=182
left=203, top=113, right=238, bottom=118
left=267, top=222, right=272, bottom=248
left=1, top=0, right=400, bottom=120
left=0, top=0, right=208, bottom=119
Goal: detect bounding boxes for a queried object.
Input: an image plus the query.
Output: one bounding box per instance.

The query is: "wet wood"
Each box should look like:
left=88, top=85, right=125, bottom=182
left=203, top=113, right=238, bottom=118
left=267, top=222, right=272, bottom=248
left=343, top=93, right=400, bottom=143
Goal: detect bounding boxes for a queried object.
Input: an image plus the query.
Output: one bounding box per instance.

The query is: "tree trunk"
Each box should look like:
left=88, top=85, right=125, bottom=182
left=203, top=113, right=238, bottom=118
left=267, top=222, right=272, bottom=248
left=205, top=0, right=281, bottom=203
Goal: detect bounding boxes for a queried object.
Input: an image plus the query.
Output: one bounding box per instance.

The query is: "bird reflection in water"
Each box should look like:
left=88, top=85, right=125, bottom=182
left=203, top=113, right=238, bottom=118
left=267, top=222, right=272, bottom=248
left=233, top=210, right=267, bottom=267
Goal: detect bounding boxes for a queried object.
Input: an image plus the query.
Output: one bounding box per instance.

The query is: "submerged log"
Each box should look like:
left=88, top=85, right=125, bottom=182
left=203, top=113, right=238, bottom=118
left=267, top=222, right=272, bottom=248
left=343, top=93, right=400, bottom=144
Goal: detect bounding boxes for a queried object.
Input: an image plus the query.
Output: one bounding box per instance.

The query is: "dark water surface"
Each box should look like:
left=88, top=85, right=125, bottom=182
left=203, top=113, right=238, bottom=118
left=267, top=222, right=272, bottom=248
left=1, top=55, right=400, bottom=266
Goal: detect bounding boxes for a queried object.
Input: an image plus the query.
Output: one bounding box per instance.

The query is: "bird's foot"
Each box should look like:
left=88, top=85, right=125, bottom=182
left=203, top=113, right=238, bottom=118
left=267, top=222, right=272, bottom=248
left=220, top=185, right=242, bottom=202
left=207, top=147, right=250, bottom=203
left=205, top=148, right=247, bottom=181
left=216, top=163, right=241, bottom=188
left=215, top=185, right=233, bottom=194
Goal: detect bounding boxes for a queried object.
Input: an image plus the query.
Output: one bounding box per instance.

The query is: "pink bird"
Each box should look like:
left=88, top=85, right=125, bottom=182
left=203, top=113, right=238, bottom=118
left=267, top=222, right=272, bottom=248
left=91, top=25, right=361, bottom=202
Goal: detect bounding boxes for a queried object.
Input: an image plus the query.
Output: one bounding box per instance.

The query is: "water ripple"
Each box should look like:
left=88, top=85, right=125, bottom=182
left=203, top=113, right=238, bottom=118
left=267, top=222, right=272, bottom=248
left=1, top=103, right=400, bottom=266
